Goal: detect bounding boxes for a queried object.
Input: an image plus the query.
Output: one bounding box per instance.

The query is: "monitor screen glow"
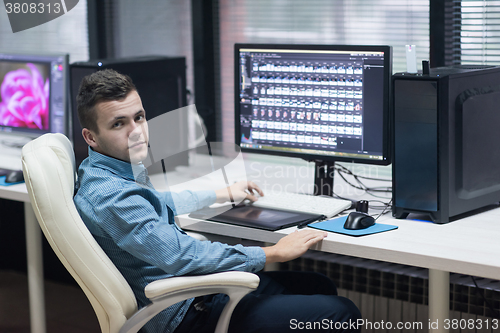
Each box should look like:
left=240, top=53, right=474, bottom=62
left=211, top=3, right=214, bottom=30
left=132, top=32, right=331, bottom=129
left=0, top=61, right=50, bottom=130
left=235, top=44, right=392, bottom=165
left=0, top=54, right=68, bottom=138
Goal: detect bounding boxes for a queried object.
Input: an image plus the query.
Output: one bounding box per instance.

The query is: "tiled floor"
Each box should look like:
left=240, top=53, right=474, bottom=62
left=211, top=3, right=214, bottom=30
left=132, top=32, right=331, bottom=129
left=0, top=270, right=100, bottom=333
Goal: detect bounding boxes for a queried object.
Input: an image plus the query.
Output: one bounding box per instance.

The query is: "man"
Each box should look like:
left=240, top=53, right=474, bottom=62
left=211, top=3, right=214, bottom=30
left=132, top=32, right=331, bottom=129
left=74, top=69, right=361, bottom=333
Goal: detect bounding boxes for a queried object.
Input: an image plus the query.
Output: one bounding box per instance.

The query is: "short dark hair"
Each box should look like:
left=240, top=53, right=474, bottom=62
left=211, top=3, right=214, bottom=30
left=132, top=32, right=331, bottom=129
left=76, top=69, right=136, bottom=133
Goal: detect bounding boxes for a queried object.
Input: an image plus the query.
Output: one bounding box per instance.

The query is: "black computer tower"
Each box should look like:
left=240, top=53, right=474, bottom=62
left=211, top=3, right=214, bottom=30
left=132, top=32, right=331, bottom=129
left=393, top=66, right=500, bottom=223
left=69, top=56, right=189, bottom=169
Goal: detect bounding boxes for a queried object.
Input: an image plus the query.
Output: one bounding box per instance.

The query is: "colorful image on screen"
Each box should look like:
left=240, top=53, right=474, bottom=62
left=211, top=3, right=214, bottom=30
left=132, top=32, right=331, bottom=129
left=0, top=61, right=50, bottom=130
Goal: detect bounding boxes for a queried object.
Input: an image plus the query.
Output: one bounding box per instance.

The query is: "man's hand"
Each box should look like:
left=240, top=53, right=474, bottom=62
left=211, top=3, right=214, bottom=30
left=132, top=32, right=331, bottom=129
left=215, top=180, right=264, bottom=204
left=263, top=229, right=328, bottom=264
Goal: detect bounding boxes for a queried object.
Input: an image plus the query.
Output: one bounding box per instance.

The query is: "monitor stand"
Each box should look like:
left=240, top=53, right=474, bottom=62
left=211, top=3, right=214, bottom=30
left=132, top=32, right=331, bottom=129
left=312, top=160, right=335, bottom=196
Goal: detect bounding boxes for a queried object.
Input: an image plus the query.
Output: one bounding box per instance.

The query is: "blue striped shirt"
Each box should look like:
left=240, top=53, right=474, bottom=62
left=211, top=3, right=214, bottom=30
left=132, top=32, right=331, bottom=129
left=74, top=148, right=266, bottom=333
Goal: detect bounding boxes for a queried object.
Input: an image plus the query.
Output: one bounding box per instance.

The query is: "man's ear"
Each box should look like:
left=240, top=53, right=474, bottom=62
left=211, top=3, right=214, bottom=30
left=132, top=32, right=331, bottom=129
left=82, top=128, right=99, bottom=149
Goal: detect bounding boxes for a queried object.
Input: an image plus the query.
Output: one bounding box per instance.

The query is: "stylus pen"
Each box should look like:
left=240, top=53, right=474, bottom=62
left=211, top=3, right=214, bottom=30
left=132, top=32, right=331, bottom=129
left=297, top=215, right=326, bottom=229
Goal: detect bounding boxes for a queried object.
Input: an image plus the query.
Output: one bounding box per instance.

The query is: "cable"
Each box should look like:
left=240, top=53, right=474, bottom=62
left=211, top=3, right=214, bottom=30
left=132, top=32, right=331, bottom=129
left=335, top=165, right=392, bottom=193
left=335, top=168, right=392, bottom=195
left=372, top=199, right=392, bottom=221
left=314, top=162, right=392, bottom=206
left=334, top=166, right=392, bottom=202
left=324, top=162, right=393, bottom=227
left=325, top=164, right=393, bottom=206
left=336, top=164, right=392, bottom=182
left=470, top=276, right=500, bottom=319
left=368, top=199, right=393, bottom=211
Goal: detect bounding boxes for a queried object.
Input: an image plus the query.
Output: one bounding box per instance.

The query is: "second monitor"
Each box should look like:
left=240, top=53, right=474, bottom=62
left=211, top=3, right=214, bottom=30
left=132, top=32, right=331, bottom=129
left=234, top=44, right=392, bottom=195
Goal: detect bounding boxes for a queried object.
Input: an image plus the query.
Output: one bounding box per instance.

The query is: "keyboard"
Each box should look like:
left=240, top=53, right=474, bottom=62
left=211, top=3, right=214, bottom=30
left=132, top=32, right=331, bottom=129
left=0, top=153, right=22, bottom=170
left=251, top=192, right=352, bottom=218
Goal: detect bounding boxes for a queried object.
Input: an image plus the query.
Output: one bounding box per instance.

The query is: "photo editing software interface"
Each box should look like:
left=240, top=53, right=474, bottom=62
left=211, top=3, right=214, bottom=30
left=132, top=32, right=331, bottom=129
left=0, top=54, right=68, bottom=137
left=237, top=46, right=390, bottom=163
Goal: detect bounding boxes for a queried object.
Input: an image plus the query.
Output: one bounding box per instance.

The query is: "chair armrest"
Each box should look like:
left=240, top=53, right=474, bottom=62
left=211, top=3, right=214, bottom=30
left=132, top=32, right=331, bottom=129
left=145, top=271, right=260, bottom=300
left=119, top=272, right=260, bottom=333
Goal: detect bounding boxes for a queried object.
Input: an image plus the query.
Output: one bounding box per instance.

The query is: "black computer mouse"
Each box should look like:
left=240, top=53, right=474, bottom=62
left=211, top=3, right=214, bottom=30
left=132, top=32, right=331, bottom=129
left=5, top=170, right=24, bottom=183
left=343, top=211, right=375, bottom=230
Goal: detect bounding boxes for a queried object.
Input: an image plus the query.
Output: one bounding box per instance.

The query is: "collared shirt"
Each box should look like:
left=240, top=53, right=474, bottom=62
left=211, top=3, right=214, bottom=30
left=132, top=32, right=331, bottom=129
left=74, top=148, right=266, bottom=333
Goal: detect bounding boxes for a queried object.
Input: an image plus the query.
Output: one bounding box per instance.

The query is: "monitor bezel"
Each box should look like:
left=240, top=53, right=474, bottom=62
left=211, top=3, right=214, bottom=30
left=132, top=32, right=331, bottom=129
left=0, top=53, right=69, bottom=138
left=234, top=43, right=392, bottom=166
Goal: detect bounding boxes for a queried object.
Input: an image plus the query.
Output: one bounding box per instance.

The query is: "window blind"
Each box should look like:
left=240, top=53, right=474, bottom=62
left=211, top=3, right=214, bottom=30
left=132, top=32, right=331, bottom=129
left=0, top=0, right=89, bottom=63
left=456, top=0, right=500, bottom=65
left=110, top=0, right=194, bottom=95
left=217, top=0, right=430, bottom=143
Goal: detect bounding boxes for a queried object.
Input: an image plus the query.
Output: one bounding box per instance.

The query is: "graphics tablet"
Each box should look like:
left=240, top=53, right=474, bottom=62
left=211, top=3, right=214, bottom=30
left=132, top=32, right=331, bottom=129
left=189, top=204, right=322, bottom=231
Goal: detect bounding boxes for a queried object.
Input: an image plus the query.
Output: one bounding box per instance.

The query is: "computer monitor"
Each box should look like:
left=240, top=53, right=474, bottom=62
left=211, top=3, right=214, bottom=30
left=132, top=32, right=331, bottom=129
left=234, top=44, right=392, bottom=196
left=0, top=53, right=69, bottom=139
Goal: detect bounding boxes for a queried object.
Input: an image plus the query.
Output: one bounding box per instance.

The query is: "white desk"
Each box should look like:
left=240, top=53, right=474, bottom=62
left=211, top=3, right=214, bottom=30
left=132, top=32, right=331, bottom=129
left=0, top=183, right=45, bottom=333
left=176, top=206, right=500, bottom=333
left=165, top=153, right=500, bottom=333
left=4, top=152, right=500, bottom=333
left=1, top=137, right=45, bottom=333
left=178, top=208, right=500, bottom=280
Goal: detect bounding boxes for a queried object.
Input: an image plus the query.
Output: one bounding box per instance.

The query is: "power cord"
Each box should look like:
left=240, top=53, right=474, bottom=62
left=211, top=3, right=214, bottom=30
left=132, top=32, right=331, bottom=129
left=335, top=164, right=392, bottom=195
left=325, top=165, right=393, bottom=218
left=367, top=199, right=393, bottom=210
left=374, top=199, right=393, bottom=221
left=336, top=164, right=392, bottom=182
left=470, top=276, right=500, bottom=319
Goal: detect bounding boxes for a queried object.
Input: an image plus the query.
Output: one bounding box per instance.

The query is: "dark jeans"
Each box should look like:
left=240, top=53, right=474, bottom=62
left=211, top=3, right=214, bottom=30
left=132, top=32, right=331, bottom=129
left=174, top=271, right=362, bottom=333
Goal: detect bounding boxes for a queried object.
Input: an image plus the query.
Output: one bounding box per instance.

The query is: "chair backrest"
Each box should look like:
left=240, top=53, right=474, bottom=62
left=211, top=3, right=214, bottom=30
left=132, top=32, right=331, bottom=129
left=21, top=133, right=138, bottom=333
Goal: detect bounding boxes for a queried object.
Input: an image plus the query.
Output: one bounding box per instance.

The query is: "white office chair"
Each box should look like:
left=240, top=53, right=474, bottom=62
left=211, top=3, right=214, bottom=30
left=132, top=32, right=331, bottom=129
left=21, top=133, right=259, bottom=333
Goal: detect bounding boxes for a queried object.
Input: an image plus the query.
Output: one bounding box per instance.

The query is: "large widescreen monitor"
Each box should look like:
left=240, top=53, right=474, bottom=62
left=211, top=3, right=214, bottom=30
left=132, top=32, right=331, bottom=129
left=235, top=44, right=392, bottom=195
left=0, top=53, right=69, bottom=138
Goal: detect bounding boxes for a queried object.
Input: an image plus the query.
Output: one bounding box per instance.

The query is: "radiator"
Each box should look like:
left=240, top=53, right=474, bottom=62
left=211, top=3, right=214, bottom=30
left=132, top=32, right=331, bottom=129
left=279, top=251, right=500, bottom=333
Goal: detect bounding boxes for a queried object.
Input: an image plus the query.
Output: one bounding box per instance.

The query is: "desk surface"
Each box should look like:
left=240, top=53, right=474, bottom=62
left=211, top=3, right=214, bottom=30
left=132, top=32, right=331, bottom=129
left=0, top=182, right=29, bottom=202
left=4, top=152, right=500, bottom=282
left=0, top=137, right=26, bottom=201
left=8, top=150, right=490, bottom=333
left=168, top=153, right=500, bottom=281
left=178, top=206, right=500, bottom=281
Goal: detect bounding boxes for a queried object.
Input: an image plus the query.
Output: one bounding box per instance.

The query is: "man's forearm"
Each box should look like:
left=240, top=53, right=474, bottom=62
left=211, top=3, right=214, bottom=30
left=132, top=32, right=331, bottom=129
left=215, top=187, right=232, bottom=203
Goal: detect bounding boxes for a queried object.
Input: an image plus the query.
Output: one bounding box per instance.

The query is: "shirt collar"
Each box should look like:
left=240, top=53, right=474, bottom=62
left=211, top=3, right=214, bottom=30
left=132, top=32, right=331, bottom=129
left=88, top=147, right=148, bottom=182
